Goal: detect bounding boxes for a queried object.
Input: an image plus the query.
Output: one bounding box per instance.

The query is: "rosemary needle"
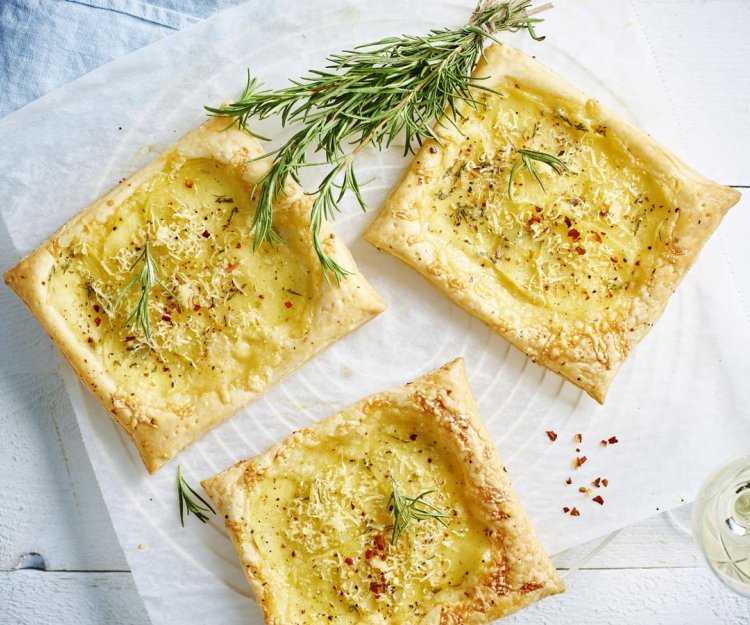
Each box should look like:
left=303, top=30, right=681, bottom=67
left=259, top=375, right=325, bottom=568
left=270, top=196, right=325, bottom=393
left=386, top=476, right=450, bottom=546
left=207, top=0, right=553, bottom=283
left=177, top=465, right=216, bottom=526
left=114, top=239, right=180, bottom=340
left=508, top=148, right=569, bottom=199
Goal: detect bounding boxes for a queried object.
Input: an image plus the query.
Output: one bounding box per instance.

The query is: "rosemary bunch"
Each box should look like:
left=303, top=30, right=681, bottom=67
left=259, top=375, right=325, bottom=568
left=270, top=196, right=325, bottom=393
left=386, top=477, right=450, bottom=545
left=207, top=0, right=551, bottom=283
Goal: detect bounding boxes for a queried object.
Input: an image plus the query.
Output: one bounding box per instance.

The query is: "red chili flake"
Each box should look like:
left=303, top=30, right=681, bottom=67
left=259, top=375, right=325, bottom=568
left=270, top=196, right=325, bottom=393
left=94, top=317, right=101, bottom=327
left=526, top=215, right=541, bottom=227
left=235, top=242, right=241, bottom=249
left=93, top=304, right=100, bottom=312
left=575, top=246, right=586, bottom=255
left=570, top=507, right=580, bottom=517
left=185, top=180, right=194, bottom=188
left=344, top=557, right=354, bottom=566
left=574, top=433, right=583, bottom=443
left=563, top=507, right=570, bottom=513
left=592, top=477, right=602, bottom=488
left=592, top=495, right=605, bottom=505
left=564, top=216, right=572, bottom=227
left=124, top=336, right=136, bottom=342
left=364, top=549, right=374, bottom=560
left=284, top=301, right=293, bottom=309
left=608, top=436, right=619, bottom=445
left=161, top=314, right=171, bottom=322
left=193, top=304, right=201, bottom=312
left=534, top=205, right=543, bottom=213
left=602, top=478, right=609, bottom=487
left=574, top=456, right=587, bottom=469
left=291, top=551, right=296, bottom=558
left=599, top=210, right=608, bottom=218
left=409, top=433, right=417, bottom=441
left=600, top=440, right=608, bottom=447
left=226, top=263, right=238, bottom=273
left=374, top=534, right=386, bottom=551
left=546, top=430, right=558, bottom=442
left=568, top=228, right=580, bottom=240
left=427, top=457, right=433, bottom=463
left=592, top=232, right=602, bottom=243
left=201, top=230, right=210, bottom=238
left=369, top=581, right=387, bottom=595
left=610, top=256, right=619, bottom=263
left=429, top=146, right=437, bottom=154
left=565, top=477, right=572, bottom=485
left=87, top=337, right=93, bottom=344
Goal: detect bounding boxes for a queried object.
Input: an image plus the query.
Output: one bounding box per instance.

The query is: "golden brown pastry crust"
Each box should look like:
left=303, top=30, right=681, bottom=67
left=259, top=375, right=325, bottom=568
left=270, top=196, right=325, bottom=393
left=203, top=358, right=564, bottom=624
left=364, top=44, right=740, bottom=403
left=4, top=118, right=385, bottom=472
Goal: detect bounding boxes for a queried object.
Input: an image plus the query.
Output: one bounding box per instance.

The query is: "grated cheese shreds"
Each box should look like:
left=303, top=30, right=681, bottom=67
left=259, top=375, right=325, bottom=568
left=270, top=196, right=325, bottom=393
left=428, top=87, right=678, bottom=317
left=249, top=405, right=493, bottom=623
left=45, top=156, right=311, bottom=408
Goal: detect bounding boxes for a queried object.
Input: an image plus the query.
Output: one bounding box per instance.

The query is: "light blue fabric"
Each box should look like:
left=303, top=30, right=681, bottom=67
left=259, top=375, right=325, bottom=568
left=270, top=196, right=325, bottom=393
left=0, top=0, right=247, bottom=118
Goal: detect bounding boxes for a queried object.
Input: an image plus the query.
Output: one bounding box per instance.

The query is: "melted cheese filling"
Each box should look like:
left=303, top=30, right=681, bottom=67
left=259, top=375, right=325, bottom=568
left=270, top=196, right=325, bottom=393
left=423, top=86, right=678, bottom=316
left=47, top=156, right=311, bottom=410
left=249, top=405, right=492, bottom=623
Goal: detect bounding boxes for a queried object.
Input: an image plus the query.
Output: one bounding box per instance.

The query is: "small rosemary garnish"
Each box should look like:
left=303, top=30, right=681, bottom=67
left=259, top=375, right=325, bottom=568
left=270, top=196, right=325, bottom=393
left=177, top=465, right=215, bottom=526
left=114, top=239, right=179, bottom=339
left=207, top=1, right=553, bottom=283
left=386, top=476, right=450, bottom=545
left=508, top=148, right=569, bottom=199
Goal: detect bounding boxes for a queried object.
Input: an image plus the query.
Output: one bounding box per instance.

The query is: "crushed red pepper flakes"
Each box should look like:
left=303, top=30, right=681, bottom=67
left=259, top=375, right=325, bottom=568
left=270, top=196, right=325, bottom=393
left=592, top=232, right=602, bottom=243
left=184, top=179, right=194, bottom=188
left=565, top=477, right=573, bottom=485
left=600, top=439, right=608, bottom=447
left=592, top=495, right=605, bottom=505
left=575, top=246, right=586, bottom=255
left=608, top=436, right=619, bottom=445
left=563, top=507, right=570, bottom=513
left=365, top=549, right=374, bottom=560
left=193, top=304, right=201, bottom=312
left=602, top=478, right=609, bottom=487
left=570, top=507, right=580, bottom=517
left=284, top=301, right=293, bottom=309
left=592, top=477, right=602, bottom=488
left=94, top=317, right=101, bottom=327
left=574, top=456, right=587, bottom=469
left=161, top=314, right=171, bottom=322
left=93, top=304, right=100, bottom=312
left=546, top=430, right=558, bottom=442
left=201, top=230, right=210, bottom=238
left=568, top=228, right=580, bottom=240
left=574, top=433, right=583, bottom=443
left=374, top=534, right=386, bottom=551
left=344, top=557, right=354, bottom=566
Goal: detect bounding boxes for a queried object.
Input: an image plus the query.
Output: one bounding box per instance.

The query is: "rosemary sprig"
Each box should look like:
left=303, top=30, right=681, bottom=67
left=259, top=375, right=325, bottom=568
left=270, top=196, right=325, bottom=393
left=207, top=0, right=552, bottom=283
left=177, top=466, right=216, bottom=526
left=386, top=476, right=450, bottom=545
left=507, top=148, right=569, bottom=199
left=114, top=239, right=180, bottom=339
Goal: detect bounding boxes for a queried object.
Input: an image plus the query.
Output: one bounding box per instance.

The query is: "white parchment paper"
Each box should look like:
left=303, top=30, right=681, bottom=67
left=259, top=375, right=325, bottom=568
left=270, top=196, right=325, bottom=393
left=2, top=1, right=749, bottom=623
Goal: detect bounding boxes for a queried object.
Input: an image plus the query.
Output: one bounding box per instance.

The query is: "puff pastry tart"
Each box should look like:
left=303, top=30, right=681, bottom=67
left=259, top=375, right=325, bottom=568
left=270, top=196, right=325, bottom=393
left=364, top=44, right=740, bottom=403
left=203, top=358, right=563, bottom=625
left=4, top=118, right=385, bottom=473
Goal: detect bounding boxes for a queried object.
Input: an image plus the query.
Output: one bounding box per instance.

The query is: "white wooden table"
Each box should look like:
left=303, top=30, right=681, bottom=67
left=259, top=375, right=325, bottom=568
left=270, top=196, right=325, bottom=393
left=1, top=1, right=749, bottom=623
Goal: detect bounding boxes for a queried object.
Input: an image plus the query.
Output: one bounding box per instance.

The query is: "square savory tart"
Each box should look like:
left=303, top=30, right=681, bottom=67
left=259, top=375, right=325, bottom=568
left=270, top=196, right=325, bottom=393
left=364, top=44, right=740, bottom=403
left=202, top=358, right=563, bottom=625
left=4, top=117, right=385, bottom=473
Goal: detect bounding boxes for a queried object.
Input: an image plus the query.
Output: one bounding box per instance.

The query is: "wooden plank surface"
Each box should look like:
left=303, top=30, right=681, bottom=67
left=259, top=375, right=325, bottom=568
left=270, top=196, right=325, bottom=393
left=1, top=1, right=749, bottom=624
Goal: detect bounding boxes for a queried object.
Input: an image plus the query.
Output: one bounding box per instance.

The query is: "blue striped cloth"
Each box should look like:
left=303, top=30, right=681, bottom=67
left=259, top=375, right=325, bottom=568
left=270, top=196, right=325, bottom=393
left=0, top=0, right=245, bottom=118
